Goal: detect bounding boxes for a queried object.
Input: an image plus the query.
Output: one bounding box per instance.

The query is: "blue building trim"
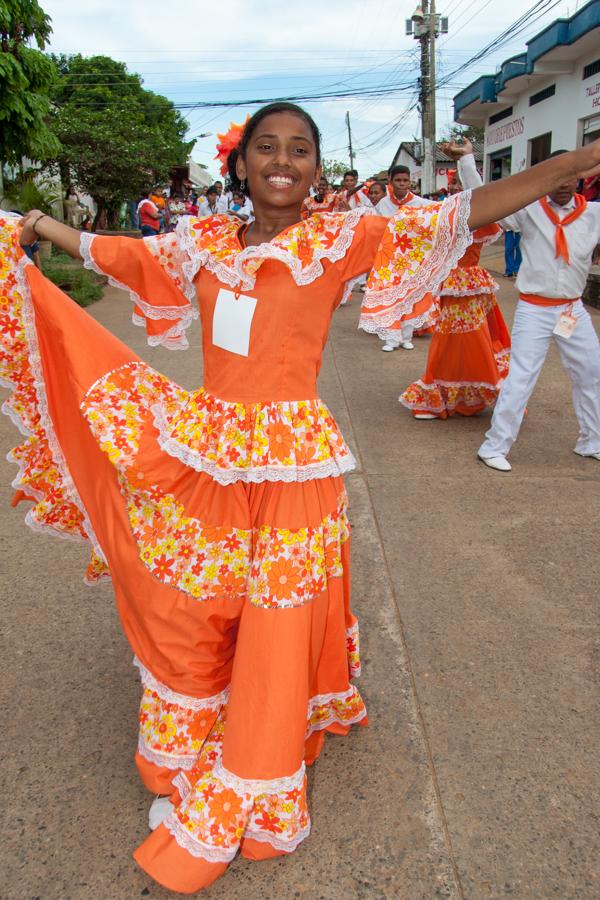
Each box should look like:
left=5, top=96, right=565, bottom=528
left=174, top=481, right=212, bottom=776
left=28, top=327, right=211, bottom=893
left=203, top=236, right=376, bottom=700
left=454, top=0, right=600, bottom=119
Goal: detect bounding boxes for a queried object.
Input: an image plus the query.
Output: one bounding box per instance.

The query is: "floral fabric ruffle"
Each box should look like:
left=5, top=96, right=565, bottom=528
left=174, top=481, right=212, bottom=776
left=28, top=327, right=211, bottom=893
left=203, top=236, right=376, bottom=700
left=125, top=476, right=350, bottom=609
left=400, top=378, right=501, bottom=417
left=435, top=292, right=498, bottom=334
left=82, top=361, right=355, bottom=485
left=0, top=214, right=109, bottom=583
left=135, top=653, right=366, bottom=861
left=360, top=192, right=473, bottom=338
left=439, top=266, right=498, bottom=298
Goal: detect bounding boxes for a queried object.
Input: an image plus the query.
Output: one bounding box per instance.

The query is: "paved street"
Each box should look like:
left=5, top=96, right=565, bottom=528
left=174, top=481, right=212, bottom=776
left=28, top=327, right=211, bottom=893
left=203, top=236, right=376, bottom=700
left=2, top=259, right=599, bottom=899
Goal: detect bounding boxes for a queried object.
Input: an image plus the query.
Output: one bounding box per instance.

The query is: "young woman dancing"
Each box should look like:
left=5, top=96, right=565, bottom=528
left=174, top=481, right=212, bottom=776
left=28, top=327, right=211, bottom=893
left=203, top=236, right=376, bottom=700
left=2, top=102, right=599, bottom=893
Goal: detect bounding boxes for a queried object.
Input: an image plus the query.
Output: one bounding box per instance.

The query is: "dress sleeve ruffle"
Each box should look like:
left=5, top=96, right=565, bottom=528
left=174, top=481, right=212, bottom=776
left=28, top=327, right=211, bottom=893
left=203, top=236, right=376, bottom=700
left=80, top=229, right=199, bottom=350
left=359, top=192, right=473, bottom=339
left=0, top=214, right=109, bottom=584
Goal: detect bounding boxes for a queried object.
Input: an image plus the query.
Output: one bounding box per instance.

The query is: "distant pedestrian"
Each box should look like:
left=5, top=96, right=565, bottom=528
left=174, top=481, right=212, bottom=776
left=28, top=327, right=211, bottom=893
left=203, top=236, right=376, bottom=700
left=137, top=191, right=160, bottom=236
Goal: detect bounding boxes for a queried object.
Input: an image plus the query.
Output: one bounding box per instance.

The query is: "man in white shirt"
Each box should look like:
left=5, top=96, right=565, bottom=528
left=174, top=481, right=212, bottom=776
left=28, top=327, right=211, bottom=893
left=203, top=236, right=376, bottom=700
left=337, top=170, right=372, bottom=211
left=213, top=180, right=229, bottom=214
left=376, top=165, right=431, bottom=351
left=457, top=148, right=600, bottom=471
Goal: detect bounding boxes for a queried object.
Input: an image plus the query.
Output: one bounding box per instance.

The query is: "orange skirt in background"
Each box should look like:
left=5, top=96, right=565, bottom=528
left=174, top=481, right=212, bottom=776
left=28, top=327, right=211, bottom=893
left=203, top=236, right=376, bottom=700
left=400, top=283, right=511, bottom=419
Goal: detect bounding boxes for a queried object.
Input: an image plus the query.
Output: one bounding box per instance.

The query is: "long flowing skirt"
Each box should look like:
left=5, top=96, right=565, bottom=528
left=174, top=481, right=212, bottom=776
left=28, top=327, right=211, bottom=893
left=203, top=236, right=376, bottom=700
left=0, top=246, right=366, bottom=892
left=400, top=289, right=511, bottom=418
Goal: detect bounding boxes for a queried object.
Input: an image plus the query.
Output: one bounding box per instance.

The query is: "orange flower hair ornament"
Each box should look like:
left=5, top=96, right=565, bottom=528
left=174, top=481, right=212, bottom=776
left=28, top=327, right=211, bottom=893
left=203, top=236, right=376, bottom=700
left=214, top=117, right=250, bottom=177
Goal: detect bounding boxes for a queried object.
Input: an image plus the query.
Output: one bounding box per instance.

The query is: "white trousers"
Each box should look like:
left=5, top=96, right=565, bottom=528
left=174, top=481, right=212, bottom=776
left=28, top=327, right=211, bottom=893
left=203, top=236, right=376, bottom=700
left=479, top=300, right=600, bottom=458
left=379, top=323, right=414, bottom=346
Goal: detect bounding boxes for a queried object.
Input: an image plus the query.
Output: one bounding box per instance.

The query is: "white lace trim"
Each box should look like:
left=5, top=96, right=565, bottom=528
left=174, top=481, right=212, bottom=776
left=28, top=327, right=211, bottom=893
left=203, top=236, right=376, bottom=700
left=440, top=281, right=498, bottom=298
left=80, top=232, right=198, bottom=350
left=346, top=621, right=362, bottom=678
left=359, top=192, right=473, bottom=337
left=213, top=758, right=305, bottom=797
left=305, top=685, right=367, bottom=737
left=137, top=734, right=197, bottom=771
left=178, top=207, right=372, bottom=291
left=164, top=815, right=238, bottom=863
left=399, top=377, right=503, bottom=413
left=134, top=657, right=230, bottom=711
left=152, top=403, right=357, bottom=485
left=172, top=771, right=192, bottom=800
left=244, top=823, right=311, bottom=853
left=339, top=273, right=367, bottom=306
left=5, top=257, right=108, bottom=569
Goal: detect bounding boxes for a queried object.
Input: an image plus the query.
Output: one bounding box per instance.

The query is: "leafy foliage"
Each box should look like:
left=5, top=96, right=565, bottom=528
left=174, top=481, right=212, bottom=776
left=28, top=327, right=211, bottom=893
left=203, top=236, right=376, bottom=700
left=0, top=0, right=60, bottom=163
left=42, top=248, right=103, bottom=307
left=3, top=169, right=60, bottom=214
left=322, top=158, right=351, bottom=184
left=47, top=55, right=193, bottom=227
left=443, top=123, right=485, bottom=145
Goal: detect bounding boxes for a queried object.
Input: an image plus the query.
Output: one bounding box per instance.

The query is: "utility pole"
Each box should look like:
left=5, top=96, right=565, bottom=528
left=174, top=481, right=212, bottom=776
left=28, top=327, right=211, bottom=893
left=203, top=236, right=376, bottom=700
left=346, top=111, right=355, bottom=170
left=407, top=2, right=448, bottom=195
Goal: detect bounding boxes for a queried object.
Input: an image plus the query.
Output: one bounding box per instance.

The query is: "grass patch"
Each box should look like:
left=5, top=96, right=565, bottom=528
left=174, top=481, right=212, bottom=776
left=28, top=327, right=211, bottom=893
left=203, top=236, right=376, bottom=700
left=42, top=249, right=104, bottom=308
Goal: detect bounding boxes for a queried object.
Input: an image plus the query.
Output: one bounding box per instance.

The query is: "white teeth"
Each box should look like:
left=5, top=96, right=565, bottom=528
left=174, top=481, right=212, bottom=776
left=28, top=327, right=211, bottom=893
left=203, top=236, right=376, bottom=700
left=267, top=175, right=294, bottom=186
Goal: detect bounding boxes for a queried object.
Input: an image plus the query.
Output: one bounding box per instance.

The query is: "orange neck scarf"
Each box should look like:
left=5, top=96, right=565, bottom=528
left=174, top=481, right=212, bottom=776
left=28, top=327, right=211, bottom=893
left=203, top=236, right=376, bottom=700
left=539, top=194, right=587, bottom=264
left=388, top=184, right=414, bottom=208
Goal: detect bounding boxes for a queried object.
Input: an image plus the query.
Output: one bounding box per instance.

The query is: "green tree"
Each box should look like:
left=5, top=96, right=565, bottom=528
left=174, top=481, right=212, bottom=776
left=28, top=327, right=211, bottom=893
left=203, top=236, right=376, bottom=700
left=48, top=55, right=193, bottom=228
left=0, top=0, right=60, bottom=164
left=443, top=123, right=485, bottom=145
left=322, top=158, right=351, bottom=184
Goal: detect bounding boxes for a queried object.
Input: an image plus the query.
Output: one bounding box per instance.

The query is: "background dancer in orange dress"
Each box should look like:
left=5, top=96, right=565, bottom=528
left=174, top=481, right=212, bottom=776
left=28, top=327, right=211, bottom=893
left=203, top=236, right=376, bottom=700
left=375, top=165, right=431, bottom=351
left=3, top=103, right=600, bottom=893
left=401, top=140, right=511, bottom=419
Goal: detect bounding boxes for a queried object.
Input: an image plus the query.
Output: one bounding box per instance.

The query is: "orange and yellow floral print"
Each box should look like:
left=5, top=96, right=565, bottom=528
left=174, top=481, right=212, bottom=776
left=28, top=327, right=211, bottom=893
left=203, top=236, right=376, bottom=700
left=136, top=659, right=227, bottom=771
left=81, top=362, right=355, bottom=484
left=0, top=215, right=109, bottom=584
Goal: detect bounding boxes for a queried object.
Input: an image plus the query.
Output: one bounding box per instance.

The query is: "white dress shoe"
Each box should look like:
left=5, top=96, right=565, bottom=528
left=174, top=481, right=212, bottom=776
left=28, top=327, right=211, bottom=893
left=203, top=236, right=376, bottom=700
left=149, top=796, right=174, bottom=831
left=381, top=343, right=398, bottom=352
left=400, top=341, right=415, bottom=350
left=478, top=454, right=512, bottom=472
left=414, top=413, right=437, bottom=420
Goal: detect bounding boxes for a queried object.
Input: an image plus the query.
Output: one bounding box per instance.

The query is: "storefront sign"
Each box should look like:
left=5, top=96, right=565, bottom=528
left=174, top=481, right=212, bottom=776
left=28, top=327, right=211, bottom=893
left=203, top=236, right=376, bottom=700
left=585, top=81, right=600, bottom=109
left=487, top=117, right=525, bottom=147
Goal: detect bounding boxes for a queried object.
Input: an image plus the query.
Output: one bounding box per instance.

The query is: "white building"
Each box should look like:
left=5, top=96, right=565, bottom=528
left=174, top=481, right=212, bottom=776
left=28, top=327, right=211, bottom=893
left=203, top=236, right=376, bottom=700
left=453, top=0, right=600, bottom=181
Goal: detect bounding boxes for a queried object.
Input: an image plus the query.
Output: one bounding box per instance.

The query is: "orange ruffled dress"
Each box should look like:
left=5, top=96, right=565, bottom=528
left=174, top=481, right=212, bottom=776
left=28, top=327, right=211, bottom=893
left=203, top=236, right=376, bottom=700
left=0, top=198, right=472, bottom=893
left=400, top=224, right=511, bottom=418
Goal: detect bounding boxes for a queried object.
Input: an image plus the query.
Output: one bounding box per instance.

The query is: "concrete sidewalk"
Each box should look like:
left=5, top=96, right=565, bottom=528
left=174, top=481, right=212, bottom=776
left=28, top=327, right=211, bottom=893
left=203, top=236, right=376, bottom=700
left=1, top=276, right=599, bottom=899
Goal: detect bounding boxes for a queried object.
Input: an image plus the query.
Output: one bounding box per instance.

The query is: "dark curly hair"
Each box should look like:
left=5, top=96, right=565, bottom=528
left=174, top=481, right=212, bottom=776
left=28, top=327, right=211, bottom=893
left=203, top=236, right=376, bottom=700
left=227, top=102, right=322, bottom=195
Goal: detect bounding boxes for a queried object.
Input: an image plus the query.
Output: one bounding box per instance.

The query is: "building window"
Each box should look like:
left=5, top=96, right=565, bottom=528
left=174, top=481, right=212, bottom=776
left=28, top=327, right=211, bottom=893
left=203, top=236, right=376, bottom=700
left=583, top=59, right=600, bottom=80
left=489, top=106, right=513, bottom=125
left=529, top=84, right=556, bottom=106
left=528, top=132, right=552, bottom=166
left=583, top=114, right=600, bottom=145
left=489, top=147, right=512, bottom=181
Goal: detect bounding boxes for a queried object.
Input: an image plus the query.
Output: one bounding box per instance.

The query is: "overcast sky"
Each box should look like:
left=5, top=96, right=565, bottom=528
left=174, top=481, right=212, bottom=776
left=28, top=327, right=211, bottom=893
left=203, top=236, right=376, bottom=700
left=41, top=0, right=577, bottom=179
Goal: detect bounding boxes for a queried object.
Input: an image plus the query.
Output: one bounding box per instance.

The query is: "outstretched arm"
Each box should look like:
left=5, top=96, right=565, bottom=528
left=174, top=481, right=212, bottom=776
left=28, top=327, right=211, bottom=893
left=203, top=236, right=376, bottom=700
left=466, top=139, right=600, bottom=230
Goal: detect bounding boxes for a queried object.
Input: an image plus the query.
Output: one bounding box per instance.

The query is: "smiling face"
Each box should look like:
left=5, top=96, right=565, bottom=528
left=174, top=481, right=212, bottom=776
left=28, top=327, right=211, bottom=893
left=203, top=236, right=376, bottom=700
left=368, top=182, right=386, bottom=205
left=236, top=111, right=319, bottom=213
left=343, top=173, right=358, bottom=190
left=391, top=172, right=411, bottom=200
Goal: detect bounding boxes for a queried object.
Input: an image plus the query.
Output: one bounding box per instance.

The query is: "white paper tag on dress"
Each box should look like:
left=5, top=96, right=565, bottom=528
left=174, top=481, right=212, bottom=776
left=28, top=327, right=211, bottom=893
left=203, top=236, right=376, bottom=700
left=553, top=312, right=577, bottom=340
left=212, top=288, right=257, bottom=356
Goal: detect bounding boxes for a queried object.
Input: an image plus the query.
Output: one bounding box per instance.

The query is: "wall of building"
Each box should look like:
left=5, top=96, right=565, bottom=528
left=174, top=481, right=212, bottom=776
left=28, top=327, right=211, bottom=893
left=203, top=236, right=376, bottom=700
left=483, top=49, right=600, bottom=180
